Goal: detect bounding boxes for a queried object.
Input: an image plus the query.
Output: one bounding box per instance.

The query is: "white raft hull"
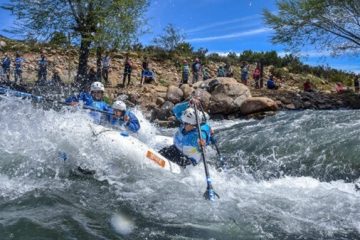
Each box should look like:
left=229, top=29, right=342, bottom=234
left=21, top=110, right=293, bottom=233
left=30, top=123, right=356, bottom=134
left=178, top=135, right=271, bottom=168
left=89, top=123, right=181, bottom=174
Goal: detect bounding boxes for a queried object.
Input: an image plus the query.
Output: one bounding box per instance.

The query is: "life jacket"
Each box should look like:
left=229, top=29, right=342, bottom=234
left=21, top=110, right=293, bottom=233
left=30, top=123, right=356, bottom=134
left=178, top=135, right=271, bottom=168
left=65, top=92, right=110, bottom=124
left=173, top=123, right=211, bottom=164
left=183, top=65, right=189, bottom=74
left=109, top=110, right=140, bottom=133
left=192, top=62, right=201, bottom=72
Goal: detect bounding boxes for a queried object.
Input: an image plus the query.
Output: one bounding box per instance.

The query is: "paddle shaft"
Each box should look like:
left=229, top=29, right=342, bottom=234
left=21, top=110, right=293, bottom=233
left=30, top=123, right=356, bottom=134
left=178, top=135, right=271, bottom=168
left=0, top=86, right=113, bottom=116
left=198, top=100, right=223, bottom=162
left=193, top=104, right=218, bottom=200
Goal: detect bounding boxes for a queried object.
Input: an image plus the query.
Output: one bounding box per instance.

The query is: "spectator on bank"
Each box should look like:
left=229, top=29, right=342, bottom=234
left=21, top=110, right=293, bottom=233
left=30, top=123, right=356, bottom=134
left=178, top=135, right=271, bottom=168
left=50, top=69, right=63, bottom=87
left=192, top=58, right=202, bottom=83
left=141, top=63, right=156, bottom=85
left=253, top=66, right=261, bottom=89
left=267, top=75, right=278, bottom=90
left=37, top=52, right=48, bottom=84
left=304, top=80, right=315, bottom=92
left=14, top=52, right=24, bottom=84
left=354, top=76, right=360, bottom=93
left=224, top=63, right=233, bottom=77
left=217, top=66, right=225, bottom=77
left=2, top=52, right=11, bottom=82
left=181, top=60, right=190, bottom=86
left=202, top=66, right=211, bottom=80
left=240, top=61, right=249, bottom=85
left=335, top=82, right=345, bottom=93
left=102, top=52, right=111, bottom=85
left=122, top=55, right=132, bottom=88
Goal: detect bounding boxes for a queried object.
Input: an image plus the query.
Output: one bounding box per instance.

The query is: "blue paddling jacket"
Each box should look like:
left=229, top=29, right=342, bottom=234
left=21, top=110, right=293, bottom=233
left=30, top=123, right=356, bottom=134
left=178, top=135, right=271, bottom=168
left=108, top=110, right=140, bottom=133
left=15, top=57, right=24, bottom=71
left=65, top=92, right=110, bottom=124
left=2, top=56, right=10, bottom=69
left=172, top=102, right=212, bottom=165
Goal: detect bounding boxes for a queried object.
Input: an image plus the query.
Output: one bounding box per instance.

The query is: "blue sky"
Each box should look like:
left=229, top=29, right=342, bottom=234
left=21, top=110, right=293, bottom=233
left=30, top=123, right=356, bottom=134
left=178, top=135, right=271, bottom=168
left=0, top=0, right=358, bottom=73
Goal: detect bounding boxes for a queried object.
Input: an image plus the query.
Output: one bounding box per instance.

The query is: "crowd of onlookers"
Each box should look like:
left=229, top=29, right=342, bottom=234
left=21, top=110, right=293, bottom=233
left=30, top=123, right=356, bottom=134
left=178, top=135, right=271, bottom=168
left=2, top=51, right=359, bottom=94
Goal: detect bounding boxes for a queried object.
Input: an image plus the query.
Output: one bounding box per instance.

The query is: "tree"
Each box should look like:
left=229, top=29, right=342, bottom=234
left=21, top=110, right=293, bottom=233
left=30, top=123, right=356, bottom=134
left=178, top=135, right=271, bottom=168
left=49, top=32, right=69, bottom=47
left=263, top=0, right=360, bottom=55
left=153, top=24, right=185, bottom=51
left=2, top=0, right=148, bottom=84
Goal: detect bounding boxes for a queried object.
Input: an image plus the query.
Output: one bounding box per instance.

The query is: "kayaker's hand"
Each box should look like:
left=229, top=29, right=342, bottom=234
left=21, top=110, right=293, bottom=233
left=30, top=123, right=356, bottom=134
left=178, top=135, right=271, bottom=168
left=198, top=139, right=206, bottom=147
left=70, top=102, right=79, bottom=106
left=124, top=115, right=129, bottom=122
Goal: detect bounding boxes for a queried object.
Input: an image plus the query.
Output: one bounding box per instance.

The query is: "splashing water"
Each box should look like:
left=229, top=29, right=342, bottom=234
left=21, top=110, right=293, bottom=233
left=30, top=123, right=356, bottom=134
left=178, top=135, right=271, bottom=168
left=0, top=97, right=359, bottom=239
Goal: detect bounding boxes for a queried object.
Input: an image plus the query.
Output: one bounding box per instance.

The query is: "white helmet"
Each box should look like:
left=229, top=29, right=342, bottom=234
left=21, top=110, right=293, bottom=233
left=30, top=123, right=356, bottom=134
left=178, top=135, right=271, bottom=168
left=90, top=81, right=105, bottom=92
left=112, top=100, right=126, bottom=111
left=181, top=108, right=201, bottom=125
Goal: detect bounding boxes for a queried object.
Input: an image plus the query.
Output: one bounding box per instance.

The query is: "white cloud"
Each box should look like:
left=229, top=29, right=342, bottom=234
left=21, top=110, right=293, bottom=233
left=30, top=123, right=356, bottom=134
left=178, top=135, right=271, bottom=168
left=187, top=27, right=272, bottom=43
left=186, top=15, right=261, bottom=34
left=277, top=50, right=333, bottom=58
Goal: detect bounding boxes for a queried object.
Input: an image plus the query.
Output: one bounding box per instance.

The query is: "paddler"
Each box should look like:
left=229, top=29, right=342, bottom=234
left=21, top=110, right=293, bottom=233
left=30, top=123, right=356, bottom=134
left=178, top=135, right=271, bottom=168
left=159, top=98, right=214, bottom=167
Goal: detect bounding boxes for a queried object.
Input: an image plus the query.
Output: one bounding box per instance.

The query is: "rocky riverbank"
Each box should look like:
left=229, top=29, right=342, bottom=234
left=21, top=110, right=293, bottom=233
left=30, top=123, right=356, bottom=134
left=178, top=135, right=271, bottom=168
left=104, top=77, right=360, bottom=126
left=1, top=46, right=360, bottom=125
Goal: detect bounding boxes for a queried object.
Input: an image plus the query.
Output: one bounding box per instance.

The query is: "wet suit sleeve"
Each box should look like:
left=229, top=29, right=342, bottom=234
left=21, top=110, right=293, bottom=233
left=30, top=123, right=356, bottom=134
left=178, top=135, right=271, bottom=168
left=65, top=95, right=79, bottom=104
left=125, top=111, right=140, bottom=133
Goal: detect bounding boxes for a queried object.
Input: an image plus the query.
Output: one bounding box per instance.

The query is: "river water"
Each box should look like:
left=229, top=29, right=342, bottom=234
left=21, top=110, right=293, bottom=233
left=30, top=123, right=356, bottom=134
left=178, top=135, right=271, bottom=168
left=0, top=96, right=359, bottom=240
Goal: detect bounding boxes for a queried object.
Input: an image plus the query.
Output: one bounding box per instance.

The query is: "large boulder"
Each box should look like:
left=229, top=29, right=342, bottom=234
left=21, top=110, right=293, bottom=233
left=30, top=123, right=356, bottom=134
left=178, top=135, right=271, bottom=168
left=240, top=97, right=278, bottom=115
left=194, top=77, right=252, bottom=114
left=180, top=84, right=194, bottom=99
left=0, top=41, right=7, bottom=48
left=193, top=88, right=211, bottom=109
left=209, top=93, right=234, bottom=114
left=211, top=78, right=251, bottom=98
left=166, top=85, right=184, bottom=104
left=151, top=101, right=174, bottom=121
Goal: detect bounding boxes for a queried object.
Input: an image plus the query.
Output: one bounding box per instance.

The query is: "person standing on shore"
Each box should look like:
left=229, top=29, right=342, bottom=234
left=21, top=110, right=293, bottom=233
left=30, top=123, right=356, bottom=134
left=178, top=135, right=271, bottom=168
left=253, top=66, right=261, bottom=89
left=102, top=52, right=111, bottom=86
left=122, top=55, right=132, bottom=88
left=240, top=61, right=249, bottom=85
left=354, top=75, right=360, bottom=93
left=192, top=58, right=202, bottom=83
left=14, top=52, right=24, bottom=84
left=2, top=52, right=11, bottom=82
left=37, top=52, right=48, bottom=84
left=181, top=60, right=190, bottom=86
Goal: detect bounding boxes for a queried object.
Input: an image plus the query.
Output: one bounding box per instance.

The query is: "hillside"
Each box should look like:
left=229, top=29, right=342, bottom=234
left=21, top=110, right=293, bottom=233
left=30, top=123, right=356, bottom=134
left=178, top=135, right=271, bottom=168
left=1, top=37, right=360, bottom=123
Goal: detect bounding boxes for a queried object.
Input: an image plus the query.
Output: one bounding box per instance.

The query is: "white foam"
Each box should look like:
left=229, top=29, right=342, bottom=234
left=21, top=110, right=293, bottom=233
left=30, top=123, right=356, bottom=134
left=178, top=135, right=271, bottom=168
left=110, top=213, right=136, bottom=236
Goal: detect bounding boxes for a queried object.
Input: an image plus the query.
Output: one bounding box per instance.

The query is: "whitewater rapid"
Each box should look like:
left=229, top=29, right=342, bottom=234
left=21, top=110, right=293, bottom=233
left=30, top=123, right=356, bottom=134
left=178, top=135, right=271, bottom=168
left=0, top=97, right=359, bottom=239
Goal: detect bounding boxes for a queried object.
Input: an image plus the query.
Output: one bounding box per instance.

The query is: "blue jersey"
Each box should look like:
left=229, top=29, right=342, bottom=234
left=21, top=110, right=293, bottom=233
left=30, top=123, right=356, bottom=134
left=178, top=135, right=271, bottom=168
left=2, top=56, right=10, bottom=69
left=15, top=57, right=24, bottom=71
left=172, top=101, right=212, bottom=164
left=65, top=92, right=110, bottom=124
left=108, top=110, right=140, bottom=133
left=267, top=79, right=276, bottom=89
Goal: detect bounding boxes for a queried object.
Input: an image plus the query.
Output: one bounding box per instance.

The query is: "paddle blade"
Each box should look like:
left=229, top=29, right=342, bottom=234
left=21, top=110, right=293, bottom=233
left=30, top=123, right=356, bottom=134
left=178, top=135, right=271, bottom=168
left=203, top=188, right=219, bottom=201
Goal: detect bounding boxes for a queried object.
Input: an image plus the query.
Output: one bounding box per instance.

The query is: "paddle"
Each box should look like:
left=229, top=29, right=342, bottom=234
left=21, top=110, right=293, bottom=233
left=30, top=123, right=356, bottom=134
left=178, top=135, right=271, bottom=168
left=0, top=86, right=114, bottom=115
left=197, top=100, right=225, bottom=167
left=193, top=103, right=219, bottom=201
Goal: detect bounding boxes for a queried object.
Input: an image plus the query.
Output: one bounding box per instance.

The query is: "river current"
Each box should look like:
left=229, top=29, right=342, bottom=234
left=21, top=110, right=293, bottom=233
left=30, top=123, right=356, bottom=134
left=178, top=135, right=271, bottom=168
left=0, top=96, right=359, bottom=240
